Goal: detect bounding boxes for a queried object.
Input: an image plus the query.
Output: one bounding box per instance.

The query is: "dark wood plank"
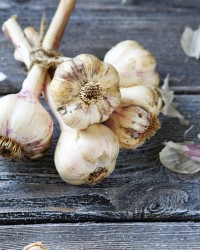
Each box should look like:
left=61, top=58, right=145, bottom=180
left=1, top=222, right=200, bottom=250
left=1, top=0, right=200, bottom=94
left=0, top=95, right=199, bottom=224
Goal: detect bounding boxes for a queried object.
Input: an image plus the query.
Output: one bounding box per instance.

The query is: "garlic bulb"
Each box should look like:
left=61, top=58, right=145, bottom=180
left=0, top=78, right=53, bottom=160
left=46, top=78, right=119, bottom=186
left=55, top=124, right=119, bottom=185
left=50, top=54, right=121, bottom=129
left=104, top=40, right=159, bottom=87
left=106, top=85, right=162, bottom=149
left=1, top=0, right=75, bottom=160
left=160, top=141, right=200, bottom=174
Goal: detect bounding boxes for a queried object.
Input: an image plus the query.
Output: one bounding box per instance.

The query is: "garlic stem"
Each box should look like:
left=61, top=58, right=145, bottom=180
left=3, top=0, right=75, bottom=98
left=42, top=0, right=75, bottom=50
left=2, top=16, right=32, bottom=69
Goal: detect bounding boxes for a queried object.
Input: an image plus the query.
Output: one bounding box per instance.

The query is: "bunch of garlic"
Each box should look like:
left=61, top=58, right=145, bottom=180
left=104, top=40, right=160, bottom=88
left=5, top=4, right=163, bottom=185
left=7, top=17, right=120, bottom=185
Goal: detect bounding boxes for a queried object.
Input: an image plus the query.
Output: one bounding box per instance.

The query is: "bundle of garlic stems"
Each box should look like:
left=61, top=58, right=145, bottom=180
left=5, top=10, right=120, bottom=185
left=3, top=0, right=163, bottom=185
left=0, top=0, right=75, bottom=161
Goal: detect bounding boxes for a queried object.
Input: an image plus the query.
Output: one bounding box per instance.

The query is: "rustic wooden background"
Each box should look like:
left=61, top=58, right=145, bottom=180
left=0, top=0, right=200, bottom=249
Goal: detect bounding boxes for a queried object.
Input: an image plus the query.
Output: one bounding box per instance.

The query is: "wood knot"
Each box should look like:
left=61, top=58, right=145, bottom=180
left=80, top=82, right=102, bottom=105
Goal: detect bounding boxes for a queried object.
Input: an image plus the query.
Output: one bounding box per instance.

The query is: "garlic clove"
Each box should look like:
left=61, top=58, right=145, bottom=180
left=50, top=54, right=121, bottom=129
left=0, top=94, right=53, bottom=161
left=104, top=40, right=159, bottom=87
left=106, top=106, right=160, bottom=149
left=120, top=85, right=163, bottom=116
left=159, top=141, right=200, bottom=174
left=55, top=124, right=119, bottom=185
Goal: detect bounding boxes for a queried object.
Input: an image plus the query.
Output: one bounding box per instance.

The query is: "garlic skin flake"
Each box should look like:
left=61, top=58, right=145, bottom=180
left=181, top=25, right=200, bottom=59
left=0, top=91, right=53, bottom=161
left=0, top=72, right=7, bottom=81
left=106, top=85, right=162, bottom=149
left=104, top=40, right=159, bottom=88
left=161, top=75, right=188, bottom=125
left=55, top=124, right=119, bottom=185
left=50, top=54, right=121, bottom=129
left=24, top=242, right=47, bottom=250
left=160, top=141, right=200, bottom=174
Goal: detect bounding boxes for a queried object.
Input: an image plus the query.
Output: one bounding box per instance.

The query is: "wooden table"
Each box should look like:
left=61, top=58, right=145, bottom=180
left=0, top=0, right=200, bottom=249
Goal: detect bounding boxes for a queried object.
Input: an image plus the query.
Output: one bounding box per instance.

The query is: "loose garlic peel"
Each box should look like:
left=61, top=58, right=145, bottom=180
left=50, top=54, right=121, bottom=129
left=23, top=242, right=47, bottom=250
left=104, top=40, right=159, bottom=88
left=160, top=141, right=200, bottom=174
left=106, top=85, right=162, bottom=149
left=55, top=124, right=119, bottom=185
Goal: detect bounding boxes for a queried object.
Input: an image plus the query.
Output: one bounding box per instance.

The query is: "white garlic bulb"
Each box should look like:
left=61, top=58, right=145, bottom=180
left=0, top=67, right=53, bottom=161
left=104, top=40, right=159, bottom=87
left=50, top=54, right=121, bottom=129
left=106, top=85, right=162, bottom=149
left=160, top=141, right=200, bottom=174
left=55, top=124, right=119, bottom=185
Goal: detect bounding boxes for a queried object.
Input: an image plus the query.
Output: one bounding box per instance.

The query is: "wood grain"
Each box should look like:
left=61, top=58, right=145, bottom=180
left=0, top=0, right=200, bottom=94
left=0, top=95, right=199, bottom=224
left=1, top=222, right=200, bottom=250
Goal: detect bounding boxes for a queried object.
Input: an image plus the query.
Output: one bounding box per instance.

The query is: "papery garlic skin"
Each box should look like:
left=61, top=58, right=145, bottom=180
left=0, top=93, right=53, bottom=160
left=55, top=124, right=119, bottom=185
left=161, top=75, right=188, bottom=125
left=104, top=40, right=159, bottom=87
left=50, top=54, right=121, bottom=129
left=106, top=85, right=162, bottom=149
left=23, top=242, right=47, bottom=250
left=160, top=141, right=200, bottom=174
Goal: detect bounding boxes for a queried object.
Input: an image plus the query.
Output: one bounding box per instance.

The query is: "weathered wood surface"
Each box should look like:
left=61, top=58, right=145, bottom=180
left=0, top=0, right=200, bottom=94
left=0, top=95, right=199, bottom=224
left=1, top=222, right=200, bottom=250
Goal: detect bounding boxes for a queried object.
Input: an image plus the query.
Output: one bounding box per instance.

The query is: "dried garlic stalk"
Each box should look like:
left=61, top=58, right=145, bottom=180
left=160, top=74, right=188, bottom=125
left=160, top=141, right=200, bottom=174
left=181, top=25, right=200, bottom=59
